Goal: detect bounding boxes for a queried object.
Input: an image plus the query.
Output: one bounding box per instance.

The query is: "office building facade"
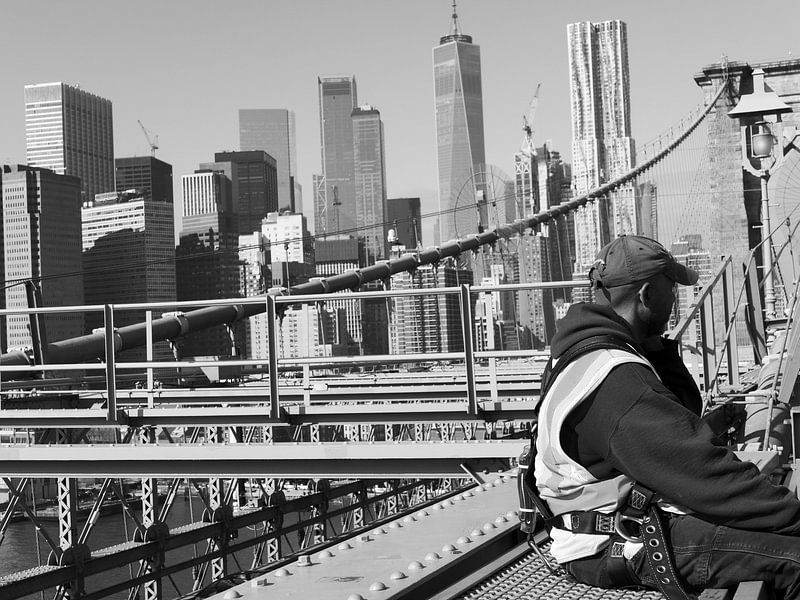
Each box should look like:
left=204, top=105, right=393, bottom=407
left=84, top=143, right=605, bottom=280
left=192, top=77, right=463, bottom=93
left=239, top=109, right=298, bottom=213
left=2, top=165, right=83, bottom=350
left=536, top=142, right=574, bottom=299
left=262, top=211, right=315, bottom=290
left=177, top=170, right=241, bottom=357
left=213, top=151, right=279, bottom=236
left=115, top=156, right=174, bottom=203
left=239, top=231, right=269, bottom=360
left=389, top=253, right=473, bottom=355
left=567, top=20, right=636, bottom=280
left=317, top=75, right=358, bottom=239
left=24, top=82, right=114, bottom=201
left=352, top=105, right=387, bottom=263
left=82, top=190, right=176, bottom=358
left=433, top=8, right=486, bottom=244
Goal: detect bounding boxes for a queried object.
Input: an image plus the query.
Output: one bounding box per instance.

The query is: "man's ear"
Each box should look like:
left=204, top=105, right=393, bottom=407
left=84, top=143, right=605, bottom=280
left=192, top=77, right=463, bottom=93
left=637, top=281, right=652, bottom=307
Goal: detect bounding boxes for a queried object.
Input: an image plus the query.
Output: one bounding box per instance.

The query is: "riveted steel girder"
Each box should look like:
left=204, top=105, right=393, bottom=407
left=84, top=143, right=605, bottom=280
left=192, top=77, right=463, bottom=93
left=0, top=440, right=528, bottom=478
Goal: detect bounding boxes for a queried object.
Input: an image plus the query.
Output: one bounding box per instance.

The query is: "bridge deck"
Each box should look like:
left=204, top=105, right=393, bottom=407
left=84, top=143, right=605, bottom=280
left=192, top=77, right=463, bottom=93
left=455, top=548, right=733, bottom=600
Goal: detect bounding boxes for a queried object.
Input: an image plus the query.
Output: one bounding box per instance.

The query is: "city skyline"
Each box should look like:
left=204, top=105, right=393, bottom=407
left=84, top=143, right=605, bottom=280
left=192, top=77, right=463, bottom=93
left=1, top=1, right=798, bottom=247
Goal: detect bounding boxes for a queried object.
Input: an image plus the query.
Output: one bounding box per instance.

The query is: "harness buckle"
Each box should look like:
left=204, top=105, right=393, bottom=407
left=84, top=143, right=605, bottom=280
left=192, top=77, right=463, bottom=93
left=614, top=512, right=643, bottom=543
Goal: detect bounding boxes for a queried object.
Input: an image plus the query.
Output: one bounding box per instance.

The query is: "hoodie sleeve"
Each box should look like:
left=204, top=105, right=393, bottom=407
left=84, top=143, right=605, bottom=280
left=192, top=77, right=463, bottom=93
left=599, top=365, right=800, bottom=534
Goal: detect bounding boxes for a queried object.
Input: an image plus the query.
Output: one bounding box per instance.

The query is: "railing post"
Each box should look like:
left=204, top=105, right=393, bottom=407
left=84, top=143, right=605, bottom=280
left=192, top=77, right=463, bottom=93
left=146, top=309, right=155, bottom=409
left=267, top=295, right=280, bottom=419
left=485, top=292, right=499, bottom=403
left=25, top=280, right=48, bottom=365
left=699, top=296, right=717, bottom=394
left=459, top=284, right=478, bottom=415
left=722, top=261, right=740, bottom=386
left=303, top=363, right=311, bottom=406
left=104, top=304, right=117, bottom=421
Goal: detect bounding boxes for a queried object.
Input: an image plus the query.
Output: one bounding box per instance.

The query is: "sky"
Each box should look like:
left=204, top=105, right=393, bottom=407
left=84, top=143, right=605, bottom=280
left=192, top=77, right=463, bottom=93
left=1, top=0, right=798, bottom=245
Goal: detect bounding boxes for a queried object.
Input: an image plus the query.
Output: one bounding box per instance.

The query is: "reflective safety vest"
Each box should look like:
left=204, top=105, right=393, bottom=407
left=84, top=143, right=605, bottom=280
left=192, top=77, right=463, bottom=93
left=534, top=347, right=686, bottom=564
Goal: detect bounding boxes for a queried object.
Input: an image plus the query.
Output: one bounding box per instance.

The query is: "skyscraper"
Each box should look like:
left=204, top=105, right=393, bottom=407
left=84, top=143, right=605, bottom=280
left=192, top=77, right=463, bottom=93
left=433, top=5, right=486, bottom=244
left=2, top=165, right=83, bottom=349
left=115, top=156, right=174, bottom=203
left=24, top=82, right=114, bottom=201
left=262, top=211, right=315, bottom=289
left=567, top=20, right=636, bottom=280
left=352, top=105, right=387, bottom=263
left=536, top=141, right=574, bottom=296
left=239, top=109, right=298, bottom=213
left=239, top=230, right=269, bottom=360
left=213, top=151, right=279, bottom=236
left=315, top=237, right=363, bottom=350
left=317, top=75, right=357, bottom=239
left=81, top=189, right=176, bottom=358
left=389, top=255, right=473, bottom=355
left=176, top=169, right=240, bottom=358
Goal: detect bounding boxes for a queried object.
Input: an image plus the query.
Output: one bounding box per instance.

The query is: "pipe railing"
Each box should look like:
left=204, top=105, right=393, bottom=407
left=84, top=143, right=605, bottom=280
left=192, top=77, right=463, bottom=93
left=1, top=280, right=580, bottom=423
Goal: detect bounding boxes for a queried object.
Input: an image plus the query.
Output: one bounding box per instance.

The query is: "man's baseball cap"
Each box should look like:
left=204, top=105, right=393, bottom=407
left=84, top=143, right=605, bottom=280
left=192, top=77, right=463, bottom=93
left=589, top=235, right=699, bottom=288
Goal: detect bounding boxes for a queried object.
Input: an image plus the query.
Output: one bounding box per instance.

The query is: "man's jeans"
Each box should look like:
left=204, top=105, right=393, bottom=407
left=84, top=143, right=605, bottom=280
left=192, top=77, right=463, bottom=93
left=565, top=514, right=800, bottom=599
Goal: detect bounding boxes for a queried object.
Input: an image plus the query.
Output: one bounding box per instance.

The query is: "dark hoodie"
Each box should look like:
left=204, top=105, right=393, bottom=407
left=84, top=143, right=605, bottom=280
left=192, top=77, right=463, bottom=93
left=550, top=302, right=800, bottom=534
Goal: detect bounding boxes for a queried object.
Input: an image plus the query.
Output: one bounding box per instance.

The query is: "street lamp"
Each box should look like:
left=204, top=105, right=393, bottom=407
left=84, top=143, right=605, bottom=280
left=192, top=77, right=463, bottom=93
left=728, top=68, right=792, bottom=320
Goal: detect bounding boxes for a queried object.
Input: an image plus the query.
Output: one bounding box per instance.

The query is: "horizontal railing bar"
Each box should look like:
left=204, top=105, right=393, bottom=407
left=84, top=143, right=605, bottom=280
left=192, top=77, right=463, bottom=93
left=0, top=280, right=587, bottom=317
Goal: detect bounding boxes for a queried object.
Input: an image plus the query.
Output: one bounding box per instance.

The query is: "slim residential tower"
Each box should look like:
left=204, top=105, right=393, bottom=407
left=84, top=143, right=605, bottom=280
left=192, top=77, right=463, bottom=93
left=567, top=20, right=636, bottom=280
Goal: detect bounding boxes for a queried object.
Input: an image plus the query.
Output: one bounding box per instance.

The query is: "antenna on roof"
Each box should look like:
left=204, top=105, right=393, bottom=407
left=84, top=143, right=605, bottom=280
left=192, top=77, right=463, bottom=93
left=450, top=0, right=460, bottom=35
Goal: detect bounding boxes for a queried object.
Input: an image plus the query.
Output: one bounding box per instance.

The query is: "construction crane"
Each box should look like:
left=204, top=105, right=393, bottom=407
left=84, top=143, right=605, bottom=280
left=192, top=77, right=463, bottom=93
left=137, top=120, right=159, bottom=157
left=521, top=83, right=541, bottom=157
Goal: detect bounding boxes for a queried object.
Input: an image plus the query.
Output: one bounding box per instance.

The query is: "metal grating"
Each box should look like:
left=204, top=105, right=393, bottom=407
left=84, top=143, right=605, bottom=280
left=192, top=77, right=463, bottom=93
left=455, top=546, right=729, bottom=600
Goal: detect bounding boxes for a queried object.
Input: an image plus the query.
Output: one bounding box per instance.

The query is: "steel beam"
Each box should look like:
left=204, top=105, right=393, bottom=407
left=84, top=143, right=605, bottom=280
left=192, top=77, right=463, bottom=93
left=0, top=440, right=527, bottom=478
left=199, top=473, right=524, bottom=600
left=0, top=400, right=539, bottom=428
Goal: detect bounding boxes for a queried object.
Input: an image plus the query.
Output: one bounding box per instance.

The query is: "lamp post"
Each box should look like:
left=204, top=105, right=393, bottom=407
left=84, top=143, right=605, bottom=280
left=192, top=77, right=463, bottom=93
left=728, top=68, right=792, bottom=320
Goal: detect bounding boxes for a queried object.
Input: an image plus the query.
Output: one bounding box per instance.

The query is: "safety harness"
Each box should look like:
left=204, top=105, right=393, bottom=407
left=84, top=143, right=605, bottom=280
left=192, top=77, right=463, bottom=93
left=518, top=335, right=695, bottom=600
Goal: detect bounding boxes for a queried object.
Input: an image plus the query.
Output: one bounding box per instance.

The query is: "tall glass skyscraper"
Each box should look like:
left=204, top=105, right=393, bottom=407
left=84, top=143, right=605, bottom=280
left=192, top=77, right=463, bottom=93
left=24, top=82, right=115, bottom=201
left=567, top=20, right=636, bottom=280
left=433, top=7, right=486, bottom=244
left=239, top=109, right=297, bottom=213
left=316, top=75, right=357, bottom=239
left=352, top=105, right=387, bottom=263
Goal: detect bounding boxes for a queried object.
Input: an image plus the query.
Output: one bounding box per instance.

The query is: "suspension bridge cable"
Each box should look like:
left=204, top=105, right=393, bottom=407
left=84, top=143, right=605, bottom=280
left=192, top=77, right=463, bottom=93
left=1, top=194, right=520, bottom=292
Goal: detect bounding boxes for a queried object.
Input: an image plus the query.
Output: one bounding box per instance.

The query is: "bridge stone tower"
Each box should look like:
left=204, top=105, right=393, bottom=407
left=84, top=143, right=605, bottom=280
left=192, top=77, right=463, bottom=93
left=695, top=59, right=800, bottom=343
